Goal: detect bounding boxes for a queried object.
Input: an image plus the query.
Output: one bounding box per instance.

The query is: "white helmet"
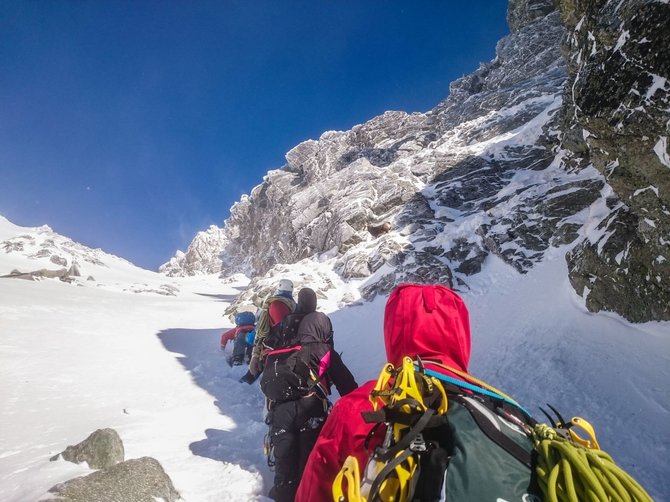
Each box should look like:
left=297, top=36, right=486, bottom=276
left=277, top=278, right=294, bottom=294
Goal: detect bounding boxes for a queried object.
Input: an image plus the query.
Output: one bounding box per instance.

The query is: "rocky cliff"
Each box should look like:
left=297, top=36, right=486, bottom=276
left=165, top=0, right=669, bottom=322
left=558, top=0, right=670, bottom=321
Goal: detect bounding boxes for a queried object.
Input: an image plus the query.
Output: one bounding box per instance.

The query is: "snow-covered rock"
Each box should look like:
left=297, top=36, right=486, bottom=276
left=167, top=0, right=669, bottom=323
left=159, top=225, right=227, bottom=277
left=558, top=0, right=670, bottom=321
left=0, top=216, right=184, bottom=295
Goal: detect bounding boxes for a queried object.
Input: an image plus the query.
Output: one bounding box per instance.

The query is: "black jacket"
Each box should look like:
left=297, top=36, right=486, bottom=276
left=296, top=311, right=357, bottom=397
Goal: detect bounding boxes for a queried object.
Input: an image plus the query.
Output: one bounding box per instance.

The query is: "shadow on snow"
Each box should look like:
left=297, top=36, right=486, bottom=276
left=157, top=327, right=272, bottom=489
left=193, top=292, right=241, bottom=302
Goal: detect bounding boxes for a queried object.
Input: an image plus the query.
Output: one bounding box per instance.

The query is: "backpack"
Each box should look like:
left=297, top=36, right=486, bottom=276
left=259, top=312, right=329, bottom=403
left=333, top=358, right=653, bottom=502
left=262, top=311, right=304, bottom=351
left=235, top=311, right=256, bottom=326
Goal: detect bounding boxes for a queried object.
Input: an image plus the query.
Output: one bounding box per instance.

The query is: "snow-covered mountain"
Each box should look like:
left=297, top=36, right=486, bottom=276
left=159, top=225, right=228, bottom=278
left=0, top=216, right=260, bottom=501
left=165, top=0, right=669, bottom=324
left=2, top=0, right=669, bottom=500
left=0, top=215, right=182, bottom=295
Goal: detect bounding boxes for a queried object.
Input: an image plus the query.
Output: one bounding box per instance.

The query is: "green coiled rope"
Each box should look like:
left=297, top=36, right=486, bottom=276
left=533, top=424, right=653, bottom=502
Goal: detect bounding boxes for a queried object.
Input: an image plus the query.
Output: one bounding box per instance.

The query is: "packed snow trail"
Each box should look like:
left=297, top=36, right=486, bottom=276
left=158, top=327, right=272, bottom=490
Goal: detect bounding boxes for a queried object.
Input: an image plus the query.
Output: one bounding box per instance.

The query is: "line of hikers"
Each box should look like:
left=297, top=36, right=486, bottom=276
left=221, top=280, right=653, bottom=502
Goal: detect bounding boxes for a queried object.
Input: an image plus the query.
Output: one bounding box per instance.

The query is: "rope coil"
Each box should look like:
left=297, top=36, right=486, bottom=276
left=532, top=424, right=653, bottom=502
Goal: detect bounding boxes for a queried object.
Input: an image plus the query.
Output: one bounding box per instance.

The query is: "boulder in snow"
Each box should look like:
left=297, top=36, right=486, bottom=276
left=45, top=456, right=180, bottom=502
left=51, top=428, right=124, bottom=469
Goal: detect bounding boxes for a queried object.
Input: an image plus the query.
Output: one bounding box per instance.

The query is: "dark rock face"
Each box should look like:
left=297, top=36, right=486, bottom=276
left=558, top=0, right=670, bottom=321
left=46, top=457, right=180, bottom=502
left=52, top=428, right=124, bottom=470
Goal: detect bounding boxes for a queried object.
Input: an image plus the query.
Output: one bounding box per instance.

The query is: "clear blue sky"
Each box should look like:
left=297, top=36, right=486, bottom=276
left=0, top=1, right=509, bottom=271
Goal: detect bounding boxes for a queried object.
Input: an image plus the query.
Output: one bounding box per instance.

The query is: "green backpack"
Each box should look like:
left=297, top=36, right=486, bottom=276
left=333, top=357, right=652, bottom=502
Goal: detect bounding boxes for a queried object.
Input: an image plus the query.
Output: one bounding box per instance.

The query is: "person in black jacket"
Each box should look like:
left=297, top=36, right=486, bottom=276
left=263, top=287, right=357, bottom=502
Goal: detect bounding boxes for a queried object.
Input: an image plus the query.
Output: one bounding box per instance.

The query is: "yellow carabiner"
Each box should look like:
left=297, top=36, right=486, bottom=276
left=569, top=416, right=600, bottom=450
left=370, top=363, right=395, bottom=410
left=429, top=375, right=449, bottom=415
left=332, top=455, right=365, bottom=502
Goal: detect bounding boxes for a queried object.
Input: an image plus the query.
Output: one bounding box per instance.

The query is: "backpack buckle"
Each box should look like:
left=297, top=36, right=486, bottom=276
left=409, top=433, right=427, bottom=452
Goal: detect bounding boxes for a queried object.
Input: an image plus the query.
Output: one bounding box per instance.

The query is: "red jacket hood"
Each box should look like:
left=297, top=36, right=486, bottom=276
left=383, top=284, right=471, bottom=372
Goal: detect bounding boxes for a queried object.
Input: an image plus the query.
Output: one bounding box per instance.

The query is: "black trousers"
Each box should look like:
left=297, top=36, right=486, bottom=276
left=267, top=395, right=328, bottom=502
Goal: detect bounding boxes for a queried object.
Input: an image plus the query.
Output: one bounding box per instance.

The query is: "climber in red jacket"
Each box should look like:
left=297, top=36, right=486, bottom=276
left=221, top=310, right=257, bottom=366
left=219, top=324, right=255, bottom=350
left=295, top=283, right=472, bottom=502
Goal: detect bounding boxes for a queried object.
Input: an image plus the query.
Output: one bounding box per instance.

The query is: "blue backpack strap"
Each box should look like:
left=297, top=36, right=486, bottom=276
left=422, top=367, right=532, bottom=418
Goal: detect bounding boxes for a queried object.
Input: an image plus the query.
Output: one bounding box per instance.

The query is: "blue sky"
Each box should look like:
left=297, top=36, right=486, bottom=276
left=0, top=1, right=509, bottom=271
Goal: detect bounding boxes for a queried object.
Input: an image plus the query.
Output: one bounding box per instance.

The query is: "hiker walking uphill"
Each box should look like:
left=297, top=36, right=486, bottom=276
left=261, top=287, right=357, bottom=502
left=295, top=283, right=472, bottom=502
left=297, top=283, right=654, bottom=502
left=240, top=279, right=296, bottom=383
left=220, top=310, right=256, bottom=366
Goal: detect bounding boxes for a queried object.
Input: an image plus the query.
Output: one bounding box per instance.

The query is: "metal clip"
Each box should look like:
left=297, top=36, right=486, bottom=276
left=409, top=433, right=427, bottom=452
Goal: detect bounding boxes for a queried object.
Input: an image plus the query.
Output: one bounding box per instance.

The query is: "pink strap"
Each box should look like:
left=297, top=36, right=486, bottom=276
left=267, top=345, right=301, bottom=356
left=318, top=351, right=332, bottom=378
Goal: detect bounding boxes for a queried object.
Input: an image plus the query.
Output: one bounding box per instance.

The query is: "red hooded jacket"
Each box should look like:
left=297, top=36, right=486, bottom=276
left=295, top=284, right=471, bottom=502
left=220, top=324, right=256, bottom=349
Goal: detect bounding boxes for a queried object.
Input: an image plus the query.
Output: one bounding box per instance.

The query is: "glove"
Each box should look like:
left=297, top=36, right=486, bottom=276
left=239, top=370, right=259, bottom=385
left=249, top=355, right=262, bottom=376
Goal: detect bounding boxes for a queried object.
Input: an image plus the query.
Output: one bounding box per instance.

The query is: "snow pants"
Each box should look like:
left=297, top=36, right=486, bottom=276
left=267, top=394, right=328, bottom=502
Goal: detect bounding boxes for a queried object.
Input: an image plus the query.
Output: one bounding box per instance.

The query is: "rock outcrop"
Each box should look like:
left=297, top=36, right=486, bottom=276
left=47, top=430, right=179, bottom=502
left=557, top=0, right=670, bottom=321
left=51, top=428, right=124, bottom=470
left=1, top=264, right=81, bottom=282
left=46, top=457, right=180, bottom=502
left=159, top=225, right=227, bottom=276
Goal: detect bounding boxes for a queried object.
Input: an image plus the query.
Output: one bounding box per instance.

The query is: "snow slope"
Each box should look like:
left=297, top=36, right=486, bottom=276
left=1, top=217, right=668, bottom=501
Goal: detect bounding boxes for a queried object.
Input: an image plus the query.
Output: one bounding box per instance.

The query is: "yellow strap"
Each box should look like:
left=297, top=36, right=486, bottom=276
left=430, top=374, right=449, bottom=415
left=370, top=357, right=449, bottom=415
left=336, top=356, right=448, bottom=502
left=393, top=357, right=428, bottom=412
left=332, top=456, right=365, bottom=502
left=395, top=452, right=419, bottom=501
left=368, top=451, right=419, bottom=502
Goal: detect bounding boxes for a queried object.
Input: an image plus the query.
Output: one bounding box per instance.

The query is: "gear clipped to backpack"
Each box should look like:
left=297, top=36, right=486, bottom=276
left=333, top=356, right=449, bottom=502
left=333, top=356, right=654, bottom=502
